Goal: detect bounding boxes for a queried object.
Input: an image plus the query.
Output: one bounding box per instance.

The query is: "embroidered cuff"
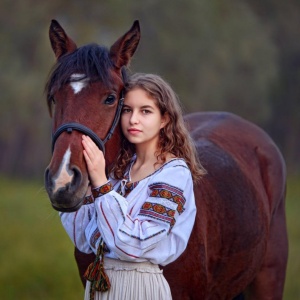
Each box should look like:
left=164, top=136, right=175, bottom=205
left=83, top=194, right=94, bottom=205
left=92, top=181, right=113, bottom=198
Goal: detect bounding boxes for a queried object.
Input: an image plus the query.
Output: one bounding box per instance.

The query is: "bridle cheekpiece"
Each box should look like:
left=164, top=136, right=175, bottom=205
left=51, top=70, right=127, bottom=155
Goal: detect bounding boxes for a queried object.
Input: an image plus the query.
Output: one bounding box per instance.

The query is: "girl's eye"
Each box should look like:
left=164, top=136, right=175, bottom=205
left=122, top=108, right=131, bottom=113
left=142, top=109, right=151, bottom=114
left=104, top=94, right=116, bottom=105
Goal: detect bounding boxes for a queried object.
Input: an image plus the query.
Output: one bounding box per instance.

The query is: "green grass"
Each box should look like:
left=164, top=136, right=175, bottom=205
left=0, top=176, right=299, bottom=299
left=284, top=176, right=300, bottom=300
left=0, top=177, right=83, bottom=300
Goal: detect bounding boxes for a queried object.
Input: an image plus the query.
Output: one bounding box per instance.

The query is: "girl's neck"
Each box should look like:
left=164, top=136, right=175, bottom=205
left=130, top=145, right=177, bottom=182
left=135, top=142, right=158, bottom=165
left=130, top=144, right=159, bottom=182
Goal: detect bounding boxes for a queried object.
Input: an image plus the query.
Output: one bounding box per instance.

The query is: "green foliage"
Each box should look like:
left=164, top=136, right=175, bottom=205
left=131, top=0, right=278, bottom=124
left=0, top=177, right=299, bottom=298
left=0, top=0, right=299, bottom=177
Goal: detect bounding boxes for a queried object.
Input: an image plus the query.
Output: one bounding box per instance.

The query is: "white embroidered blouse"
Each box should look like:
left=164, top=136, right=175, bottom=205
left=60, top=157, right=196, bottom=266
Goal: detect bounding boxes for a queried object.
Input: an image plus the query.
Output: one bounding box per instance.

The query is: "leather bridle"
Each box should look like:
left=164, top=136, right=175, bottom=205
left=51, top=80, right=126, bottom=155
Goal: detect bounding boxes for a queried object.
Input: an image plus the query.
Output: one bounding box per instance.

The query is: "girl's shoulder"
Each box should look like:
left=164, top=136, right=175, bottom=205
left=153, top=158, right=190, bottom=180
left=162, top=157, right=189, bottom=169
left=150, top=158, right=192, bottom=190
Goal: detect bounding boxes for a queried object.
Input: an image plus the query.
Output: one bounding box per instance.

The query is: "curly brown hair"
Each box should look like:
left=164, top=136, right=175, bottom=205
left=111, top=73, right=206, bottom=182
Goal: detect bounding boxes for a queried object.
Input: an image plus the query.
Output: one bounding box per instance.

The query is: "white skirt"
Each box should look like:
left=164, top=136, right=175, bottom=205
left=84, top=258, right=172, bottom=300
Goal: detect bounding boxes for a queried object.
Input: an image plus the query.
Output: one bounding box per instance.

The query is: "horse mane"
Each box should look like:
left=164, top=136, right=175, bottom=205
left=45, top=44, right=114, bottom=104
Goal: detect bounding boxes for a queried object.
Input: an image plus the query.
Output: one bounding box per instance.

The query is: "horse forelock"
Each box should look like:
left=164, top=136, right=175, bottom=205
left=46, top=44, right=115, bottom=101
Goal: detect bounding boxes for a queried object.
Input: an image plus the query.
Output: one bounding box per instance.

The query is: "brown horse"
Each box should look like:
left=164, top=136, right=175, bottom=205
left=45, top=20, right=288, bottom=300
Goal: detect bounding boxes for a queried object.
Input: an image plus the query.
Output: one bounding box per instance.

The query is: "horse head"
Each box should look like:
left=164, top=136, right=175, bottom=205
left=44, top=20, right=140, bottom=212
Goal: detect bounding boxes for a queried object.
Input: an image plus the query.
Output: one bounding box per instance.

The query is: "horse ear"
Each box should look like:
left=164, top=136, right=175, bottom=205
left=49, top=20, right=77, bottom=59
left=109, top=20, right=141, bottom=69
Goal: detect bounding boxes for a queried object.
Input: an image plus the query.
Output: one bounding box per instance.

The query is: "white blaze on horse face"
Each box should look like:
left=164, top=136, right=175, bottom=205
left=53, top=147, right=74, bottom=193
left=70, top=74, right=89, bottom=94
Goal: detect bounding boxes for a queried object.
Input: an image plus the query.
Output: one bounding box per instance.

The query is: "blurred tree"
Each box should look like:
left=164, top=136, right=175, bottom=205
left=129, top=0, right=278, bottom=126
left=246, top=0, right=300, bottom=174
left=0, top=0, right=298, bottom=178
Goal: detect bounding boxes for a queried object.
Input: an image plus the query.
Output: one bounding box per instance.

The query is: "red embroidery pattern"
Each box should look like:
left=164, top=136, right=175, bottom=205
left=139, top=183, right=186, bottom=229
left=117, top=181, right=139, bottom=197
left=83, top=195, right=94, bottom=205
left=139, top=202, right=176, bottom=228
left=149, top=183, right=186, bottom=214
left=89, top=232, right=110, bottom=254
left=92, top=182, right=113, bottom=198
left=90, top=229, right=101, bottom=248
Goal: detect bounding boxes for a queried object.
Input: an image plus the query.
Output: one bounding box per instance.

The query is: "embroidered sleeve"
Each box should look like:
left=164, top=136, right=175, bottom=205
left=83, top=194, right=94, bottom=205
left=59, top=194, right=95, bottom=254
left=92, top=181, right=113, bottom=198
left=139, top=182, right=186, bottom=230
left=94, top=162, right=197, bottom=265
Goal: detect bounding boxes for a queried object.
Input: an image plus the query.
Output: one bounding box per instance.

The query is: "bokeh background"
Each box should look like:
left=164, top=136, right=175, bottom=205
left=0, top=0, right=299, bottom=299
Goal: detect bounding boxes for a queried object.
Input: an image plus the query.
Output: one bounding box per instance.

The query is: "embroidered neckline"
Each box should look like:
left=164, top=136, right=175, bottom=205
left=117, top=156, right=187, bottom=198
left=125, top=155, right=186, bottom=185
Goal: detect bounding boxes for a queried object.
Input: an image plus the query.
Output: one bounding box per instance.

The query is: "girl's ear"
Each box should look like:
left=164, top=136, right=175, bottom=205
left=160, top=113, right=170, bottom=129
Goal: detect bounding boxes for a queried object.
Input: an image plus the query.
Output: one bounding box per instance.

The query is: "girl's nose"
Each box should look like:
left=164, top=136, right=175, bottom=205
left=129, top=111, right=139, bottom=124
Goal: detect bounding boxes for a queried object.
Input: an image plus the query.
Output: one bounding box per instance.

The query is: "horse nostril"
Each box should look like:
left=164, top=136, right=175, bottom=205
left=70, top=166, right=82, bottom=191
left=44, top=168, right=53, bottom=191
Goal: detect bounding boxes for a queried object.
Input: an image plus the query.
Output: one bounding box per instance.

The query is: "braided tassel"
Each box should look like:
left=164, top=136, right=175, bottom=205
left=84, top=240, right=111, bottom=300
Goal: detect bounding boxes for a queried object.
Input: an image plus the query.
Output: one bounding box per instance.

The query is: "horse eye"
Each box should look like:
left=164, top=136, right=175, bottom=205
left=104, top=95, right=116, bottom=105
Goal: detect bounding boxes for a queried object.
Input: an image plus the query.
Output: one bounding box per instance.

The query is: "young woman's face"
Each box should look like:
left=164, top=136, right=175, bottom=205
left=121, top=88, right=166, bottom=149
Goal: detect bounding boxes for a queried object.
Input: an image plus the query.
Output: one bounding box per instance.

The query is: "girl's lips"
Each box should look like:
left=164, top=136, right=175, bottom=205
left=128, top=128, right=142, bottom=134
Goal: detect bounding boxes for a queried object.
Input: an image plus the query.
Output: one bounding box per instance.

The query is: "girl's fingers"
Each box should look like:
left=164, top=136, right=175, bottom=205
left=82, top=149, right=90, bottom=163
left=82, top=135, right=104, bottom=165
left=82, top=135, right=107, bottom=187
left=82, top=135, right=94, bottom=150
left=82, top=137, right=98, bottom=159
left=83, top=136, right=101, bottom=153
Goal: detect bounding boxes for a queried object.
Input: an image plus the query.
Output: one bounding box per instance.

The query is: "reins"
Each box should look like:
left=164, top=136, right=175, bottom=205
left=51, top=69, right=127, bottom=155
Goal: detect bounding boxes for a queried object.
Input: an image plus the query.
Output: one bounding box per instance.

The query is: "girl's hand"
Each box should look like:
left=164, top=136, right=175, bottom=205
left=82, top=135, right=107, bottom=188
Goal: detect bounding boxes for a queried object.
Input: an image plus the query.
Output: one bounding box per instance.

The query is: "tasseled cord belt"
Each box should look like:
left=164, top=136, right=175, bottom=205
left=84, top=240, right=111, bottom=300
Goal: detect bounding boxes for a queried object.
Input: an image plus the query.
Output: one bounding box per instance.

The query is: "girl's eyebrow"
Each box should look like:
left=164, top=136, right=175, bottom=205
left=141, top=105, right=155, bottom=109
left=123, top=104, right=155, bottom=110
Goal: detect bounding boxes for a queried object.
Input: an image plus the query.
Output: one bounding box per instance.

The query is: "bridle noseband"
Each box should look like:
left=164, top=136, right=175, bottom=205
left=51, top=89, right=125, bottom=155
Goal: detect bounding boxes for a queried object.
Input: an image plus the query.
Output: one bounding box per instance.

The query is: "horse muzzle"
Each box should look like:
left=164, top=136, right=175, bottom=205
left=45, top=165, right=87, bottom=212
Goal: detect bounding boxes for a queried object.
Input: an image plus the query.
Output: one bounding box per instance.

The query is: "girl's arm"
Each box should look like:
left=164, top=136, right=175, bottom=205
left=94, top=164, right=196, bottom=265
left=60, top=134, right=108, bottom=254
left=59, top=195, right=95, bottom=254
left=81, top=135, right=196, bottom=264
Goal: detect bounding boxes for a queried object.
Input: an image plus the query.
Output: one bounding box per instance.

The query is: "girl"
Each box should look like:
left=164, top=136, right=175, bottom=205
left=60, top=73, right=206, bottom=300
